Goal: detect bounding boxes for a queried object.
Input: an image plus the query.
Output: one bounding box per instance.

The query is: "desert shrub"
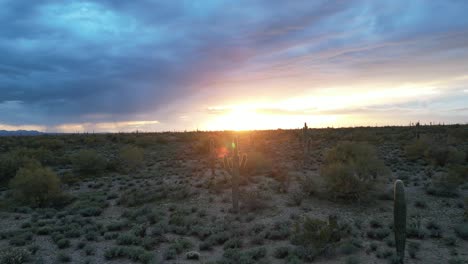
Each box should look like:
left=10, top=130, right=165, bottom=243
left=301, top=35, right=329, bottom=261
left=245, top=151, right=272, bottom=175
left=0, top=151, right=35, bottom=185
left=192, top=136, right=213, bottom=155
left=425, top=145, right=466, bottom=166
left=71, top=149, right=106, bottom=175
left=165, top=238, right=193, bottom=259
left=454, top=223, right=468, bottom=240
left=338, top=239, right=361, bottom=255
left=320, top=141, right=389, bottom=201
left=265, top=221, right=291, bottom=240
left=33, top=138, right=65, bottom=150
left=240, top=189, right=269, bottom=212
left=107, top=221, right=128, bottom=232
left=104, top=246, right=153, bottom=263
left=426, top=172, right=459, bottom=197
left=57, top=252, right=71, bottom=262
left=9, top=160, right=63, bottom=207
left=291, top=216, right=345, bottom=259
left=72, top=194, right=108, bottom=217
left=366, top=228, right=390, bottom=240
left=287, top=190, right=304, bottom=206
left=345, top=256, right=360, bottom=264
left=297, top=175, right=316, bottom=196
left=448, top=165, right=468, bottom=184
left=273, top=246, right=291, bottom=259
left=0, top=248, right=31, bottom=264
left=405, top=138, right=429, bottom=161
left=407, top=215, right=426, bottom=239
left=408, top=241, right=420, bottom=258
left=120, top=145, right=144, bottom=170
left=206, top=231, right=230, bottom=246
left=448, top=258, right=465, bottom=264
left=79, top=207, right=102, bottom=217
left=118, top=187, right=167, bottom=207
left=84, top=245, right=96, bottom=256
left=414, top=200, right=427, bottom=209
left=269, top=166, right=290, bottom=192
left=56, top=238, right=70, bottom=249
left=117, top=233, right=141, bottom=246
left=223, top=238, right=243, bottom=250
left=221, top=247, right=267, bottom=264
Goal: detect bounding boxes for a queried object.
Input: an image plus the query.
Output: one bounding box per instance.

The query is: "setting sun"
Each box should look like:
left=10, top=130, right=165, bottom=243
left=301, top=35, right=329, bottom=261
left=1, top=1, right=467, bottom=263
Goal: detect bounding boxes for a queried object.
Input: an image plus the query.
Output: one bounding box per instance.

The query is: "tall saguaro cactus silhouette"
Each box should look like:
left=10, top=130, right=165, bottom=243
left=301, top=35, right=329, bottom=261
left=302, top=122, right=311, bottom=167
left=394, top=180, right=407, bottom=263
left=223, top=136, right=247, bottom=213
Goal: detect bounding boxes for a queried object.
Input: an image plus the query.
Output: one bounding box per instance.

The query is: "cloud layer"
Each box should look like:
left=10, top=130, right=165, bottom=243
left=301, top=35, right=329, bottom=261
left=1, top=0, right=467, bottom=131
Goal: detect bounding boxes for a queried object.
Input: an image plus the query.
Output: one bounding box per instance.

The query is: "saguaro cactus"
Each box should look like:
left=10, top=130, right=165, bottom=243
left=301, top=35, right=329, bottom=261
left=302, top=122, right=311, bottom=167
left=209, top=138, right=216, bottom=176
left=394, top=180, right=407, bottom=263
left=223, top=137, right=247, bottom=213
left=415, top=121, right=420, bottom=139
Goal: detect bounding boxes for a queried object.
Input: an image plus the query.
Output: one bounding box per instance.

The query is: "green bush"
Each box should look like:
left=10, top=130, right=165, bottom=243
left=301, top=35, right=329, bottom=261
left=9, top=160, right=63, bottom=207
left=454, top=223, right=468, bottom=240
left=321, top=141, right=389, bottom=201
left=120, top=145, right=144, bottom=170
left=0, top=248, right=30, bottom=264
left=0, top=151, right=31, bottom=185
left=273, top=246, right=290, bottom=259
left=425, top=145, right=466, bottom=166
left=426, top=172, right=459, bottom=197
left=245, top=151, right=272, bottom=175
left=405, top=138, right=429, bottom=161
left=71, top=149, right=106, bottom=175
left=105, top=246, right=153, bottom=263
left=291, top=216, right=344, bottom=259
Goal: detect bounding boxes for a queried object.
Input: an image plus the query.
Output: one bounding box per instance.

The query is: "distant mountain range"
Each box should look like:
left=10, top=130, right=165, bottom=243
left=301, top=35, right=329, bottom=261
left=0, top=130, right=43, bottom=136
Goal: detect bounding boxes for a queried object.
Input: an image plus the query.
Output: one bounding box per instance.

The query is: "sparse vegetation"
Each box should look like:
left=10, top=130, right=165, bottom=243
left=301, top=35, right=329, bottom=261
left=321, top=141, right=389, bottom=201
left=0, top=126, right=466, bottom=263
left=71, top=149, right=106, bottom=175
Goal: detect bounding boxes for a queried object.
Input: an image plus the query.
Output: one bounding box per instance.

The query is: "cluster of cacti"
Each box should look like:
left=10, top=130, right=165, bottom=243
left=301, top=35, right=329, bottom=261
left=302, top=122, right=311, bottom=167
left=223, top=136, right=247, bottom=213
left=209, top=138, right=216, bottom=176
left=394, top=180, right=407, bottom=263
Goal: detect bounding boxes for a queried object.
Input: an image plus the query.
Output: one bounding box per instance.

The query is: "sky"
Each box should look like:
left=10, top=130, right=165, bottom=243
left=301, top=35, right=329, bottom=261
left=1, top=0, right=468, bottom=132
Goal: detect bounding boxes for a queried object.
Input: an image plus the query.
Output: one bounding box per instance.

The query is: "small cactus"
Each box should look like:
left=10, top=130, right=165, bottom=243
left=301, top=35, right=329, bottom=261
left=394, top=180, right=407, bottom=263
left=223, top=136, right=247, bottom=213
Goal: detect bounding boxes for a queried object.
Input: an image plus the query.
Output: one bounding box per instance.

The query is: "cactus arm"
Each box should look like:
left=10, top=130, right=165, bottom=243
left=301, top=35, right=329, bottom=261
left=240, top=154, right=247, bottom=170
left=223, top=156, right=232, bottom=175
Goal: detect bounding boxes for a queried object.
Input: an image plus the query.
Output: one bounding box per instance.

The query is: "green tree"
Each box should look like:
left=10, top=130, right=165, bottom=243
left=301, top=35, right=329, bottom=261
left=71, top=149, right=106, bottom=175
left=9, top=160, right=62, bottom=207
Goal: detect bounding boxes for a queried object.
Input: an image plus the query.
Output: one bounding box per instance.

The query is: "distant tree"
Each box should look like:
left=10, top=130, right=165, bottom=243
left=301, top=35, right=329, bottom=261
left=71, top=149, right=106, bottom=175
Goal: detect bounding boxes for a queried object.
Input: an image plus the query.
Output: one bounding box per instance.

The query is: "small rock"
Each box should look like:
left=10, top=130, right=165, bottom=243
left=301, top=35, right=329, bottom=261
left=186, top=251, right=200, bottom=260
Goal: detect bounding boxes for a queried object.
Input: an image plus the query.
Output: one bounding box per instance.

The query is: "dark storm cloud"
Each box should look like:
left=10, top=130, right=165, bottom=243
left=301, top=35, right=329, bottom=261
left=1, top=0, right=468, bottom=129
